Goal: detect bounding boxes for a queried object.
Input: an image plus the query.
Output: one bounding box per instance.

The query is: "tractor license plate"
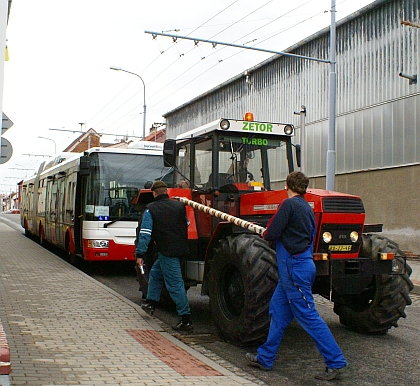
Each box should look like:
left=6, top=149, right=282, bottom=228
left=328, top=245, right=352, bottom=252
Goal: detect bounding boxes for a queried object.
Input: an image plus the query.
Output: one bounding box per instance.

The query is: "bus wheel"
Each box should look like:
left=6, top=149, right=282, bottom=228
left=65, top=237, right=78, bottom=265
left=38, top=225, right=44, bottom=246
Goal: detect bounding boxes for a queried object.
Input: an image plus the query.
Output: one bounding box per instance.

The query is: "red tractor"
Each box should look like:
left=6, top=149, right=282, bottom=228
left=135, top=115, right=413, bottom=346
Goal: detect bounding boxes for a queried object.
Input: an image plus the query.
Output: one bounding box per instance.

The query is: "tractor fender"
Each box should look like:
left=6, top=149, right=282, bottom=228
left=201, top=222, right=235, bottom=294
left=205, top=222, right=234, bottom=257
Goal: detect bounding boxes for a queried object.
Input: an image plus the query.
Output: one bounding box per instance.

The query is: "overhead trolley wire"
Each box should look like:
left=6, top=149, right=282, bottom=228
left=146, top=0, right=319, bottom=111
left=89, top=0, right=240, bottom=133
left=92, top=0, right=326, bottom=131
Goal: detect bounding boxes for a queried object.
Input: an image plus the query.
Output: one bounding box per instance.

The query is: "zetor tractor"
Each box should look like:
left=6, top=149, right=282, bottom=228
left=136, top=114, right=413, bottom=347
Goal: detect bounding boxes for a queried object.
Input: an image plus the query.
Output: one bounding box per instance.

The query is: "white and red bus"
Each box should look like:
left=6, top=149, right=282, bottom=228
left=20, top=143, right=169, bottom=262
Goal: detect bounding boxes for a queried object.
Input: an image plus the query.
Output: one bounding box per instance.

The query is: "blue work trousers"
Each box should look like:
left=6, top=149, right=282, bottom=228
left=257, top=242, right=347, bottom=370
left=147, top=253, right=190, bottom=316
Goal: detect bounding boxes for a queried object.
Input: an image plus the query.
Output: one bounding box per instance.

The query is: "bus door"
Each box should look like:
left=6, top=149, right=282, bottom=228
left=74, top=173, right=87, bottom=255
left=45, top=179, right=54, bottom=242
left=55, top=178, right=65, bottom=247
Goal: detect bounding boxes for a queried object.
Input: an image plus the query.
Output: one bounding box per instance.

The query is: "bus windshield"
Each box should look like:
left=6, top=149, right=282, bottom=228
left=84, top=152, right=168, bottom=220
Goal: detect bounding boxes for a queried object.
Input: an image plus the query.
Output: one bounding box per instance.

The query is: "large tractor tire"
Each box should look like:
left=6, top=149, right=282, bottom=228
left=334, top=234, right=413, bottom=334
left=209, top=233, right=277, bottom=347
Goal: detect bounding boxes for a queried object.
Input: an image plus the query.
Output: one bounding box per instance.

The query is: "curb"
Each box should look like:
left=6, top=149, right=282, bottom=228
left=0, top=323, right=10, bottom=375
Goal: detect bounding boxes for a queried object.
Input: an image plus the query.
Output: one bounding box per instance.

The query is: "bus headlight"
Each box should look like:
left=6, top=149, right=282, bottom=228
left=322, top=232, right=332, bottom=243
left=350, top=231, right=359, bottom=242
left=87, top=240, right=109, bottom=248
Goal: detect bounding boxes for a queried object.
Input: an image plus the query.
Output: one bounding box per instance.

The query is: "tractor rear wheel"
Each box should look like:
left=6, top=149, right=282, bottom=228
left=333, top=234, right=413, bottom=334
left=209, top=234, right=277, bottom=346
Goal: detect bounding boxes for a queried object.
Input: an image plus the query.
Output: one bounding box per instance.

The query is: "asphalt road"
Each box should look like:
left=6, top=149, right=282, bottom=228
left=86, top=263, right=420, bottom=386
left=2, top=213, right=419, bottom=386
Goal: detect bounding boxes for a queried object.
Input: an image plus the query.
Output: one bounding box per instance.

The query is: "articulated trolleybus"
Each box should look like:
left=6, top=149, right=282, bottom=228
left=21, top=143, right=169, bottom=262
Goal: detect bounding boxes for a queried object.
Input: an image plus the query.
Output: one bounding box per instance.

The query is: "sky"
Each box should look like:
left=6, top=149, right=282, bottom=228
left=0, top=0, right=374, bottom=194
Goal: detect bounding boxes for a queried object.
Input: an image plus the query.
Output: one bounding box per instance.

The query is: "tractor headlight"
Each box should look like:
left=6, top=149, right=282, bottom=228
left=220, top=119, right=230, bottom=130
left=284, top=125, right=294, bottom=135
left=322, top=232, right=332, bottom=243
left=391, top=258, right=406, bottom=274
left=87, top=240, right=109, bottom=248
left=350, top=231, right=359, bottom=243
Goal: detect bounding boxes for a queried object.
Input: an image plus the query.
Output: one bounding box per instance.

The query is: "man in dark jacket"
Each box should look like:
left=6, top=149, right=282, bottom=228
left=245, top=172, right=347, bottom=381
left=135, top=180, right=192, bottom=331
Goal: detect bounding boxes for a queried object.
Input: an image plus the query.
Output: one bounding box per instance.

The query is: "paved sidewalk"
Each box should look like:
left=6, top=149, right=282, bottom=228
left=0, top=222, right=259, bottom=386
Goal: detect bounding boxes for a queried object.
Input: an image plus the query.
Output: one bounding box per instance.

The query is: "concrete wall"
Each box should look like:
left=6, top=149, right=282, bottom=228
left=311, top=164, right=420, bottom=254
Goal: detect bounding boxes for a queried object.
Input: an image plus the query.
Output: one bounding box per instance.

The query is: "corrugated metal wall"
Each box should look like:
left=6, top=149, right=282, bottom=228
left=165, top=0, right=419, bottom=176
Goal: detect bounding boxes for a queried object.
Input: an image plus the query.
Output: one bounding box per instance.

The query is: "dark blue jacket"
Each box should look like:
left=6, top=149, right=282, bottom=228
left=136, top=194, right=189, bottom=258
left=263, top=195, right=315, bottom=256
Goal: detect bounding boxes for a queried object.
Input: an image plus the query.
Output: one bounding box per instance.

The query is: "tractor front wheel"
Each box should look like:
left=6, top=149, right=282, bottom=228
left=334, top=234, right=413, bottom=334
left=209, top=234, right=277, bottom=346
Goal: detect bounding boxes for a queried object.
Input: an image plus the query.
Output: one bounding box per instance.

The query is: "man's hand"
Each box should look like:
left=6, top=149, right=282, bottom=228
left=135, top=254, right=145, bottom=274
left=135, top=253, right=145, bottom=266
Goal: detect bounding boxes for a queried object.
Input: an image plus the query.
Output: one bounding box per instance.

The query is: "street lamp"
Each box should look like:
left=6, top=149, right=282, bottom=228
left=110, top=66, right=147, bottom=140
left=38, top=136, right=57, bottom=154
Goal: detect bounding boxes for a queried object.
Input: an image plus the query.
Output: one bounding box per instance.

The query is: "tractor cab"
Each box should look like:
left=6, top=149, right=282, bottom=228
left=164, top=115, right=296, bottom=192
left=163, top=115, right=297, bottom=229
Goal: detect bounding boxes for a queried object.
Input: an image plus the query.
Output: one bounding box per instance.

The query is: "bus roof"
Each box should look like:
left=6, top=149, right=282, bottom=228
left=22, top=146, right=163, bottom=185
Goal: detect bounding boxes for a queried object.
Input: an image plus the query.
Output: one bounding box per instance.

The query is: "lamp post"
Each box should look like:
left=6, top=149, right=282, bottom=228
left=110, top=66, right=146, bottom=140
left=38, top=136, right=57, bottom=154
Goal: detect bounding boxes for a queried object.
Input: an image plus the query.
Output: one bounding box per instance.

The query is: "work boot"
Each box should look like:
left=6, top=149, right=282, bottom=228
left=315, top=365, right=348, bottom=381
left=141, top=300, right=157, bottom=316
left=245, top=353, right=271, bottom=371
left=172, top=314, right=193, bottom=331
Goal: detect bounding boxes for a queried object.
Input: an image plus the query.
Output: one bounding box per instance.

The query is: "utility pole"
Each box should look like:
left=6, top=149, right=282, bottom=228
left=326, top=0, right=337, bottom=191
left=0, top=0, right=10, bottom=164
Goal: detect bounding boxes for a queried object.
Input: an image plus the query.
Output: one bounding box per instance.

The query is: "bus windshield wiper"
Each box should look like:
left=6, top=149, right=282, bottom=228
left=103, top=213, right=139, bottom=228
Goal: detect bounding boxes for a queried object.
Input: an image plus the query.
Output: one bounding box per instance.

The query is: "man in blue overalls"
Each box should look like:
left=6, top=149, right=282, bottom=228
left=246, top=171, right=348, bottom=381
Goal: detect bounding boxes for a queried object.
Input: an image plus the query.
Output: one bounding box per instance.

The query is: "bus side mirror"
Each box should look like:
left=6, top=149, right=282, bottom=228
left=295, top=144, right=301, bottom=168
left=163, top=139, right=177, bottom=167
left=79, top=156, right=90, bottom=176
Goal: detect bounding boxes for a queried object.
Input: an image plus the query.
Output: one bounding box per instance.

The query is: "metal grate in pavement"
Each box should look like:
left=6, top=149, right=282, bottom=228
left=176, top=333, right=221, bottom=345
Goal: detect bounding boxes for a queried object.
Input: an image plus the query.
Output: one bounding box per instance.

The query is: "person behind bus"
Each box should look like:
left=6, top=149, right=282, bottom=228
left=245, top=171, right=348, bottom=381
left=134, top=180, right=193, bottom=331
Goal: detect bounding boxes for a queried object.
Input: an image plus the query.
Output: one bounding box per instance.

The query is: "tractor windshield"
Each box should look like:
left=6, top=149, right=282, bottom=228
left=184, top=134, right=292, bottom=191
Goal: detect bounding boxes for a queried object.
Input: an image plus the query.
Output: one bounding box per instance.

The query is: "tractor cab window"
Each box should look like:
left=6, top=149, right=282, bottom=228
left=217, top=134, right=290, bottom=191
left=175, top=143, right=203, bottom=188
left=175, top=133, right=291, bottom=191
left=194, top=139, right=212, bottom=190
left=217, top=135, right=264, bottom=190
